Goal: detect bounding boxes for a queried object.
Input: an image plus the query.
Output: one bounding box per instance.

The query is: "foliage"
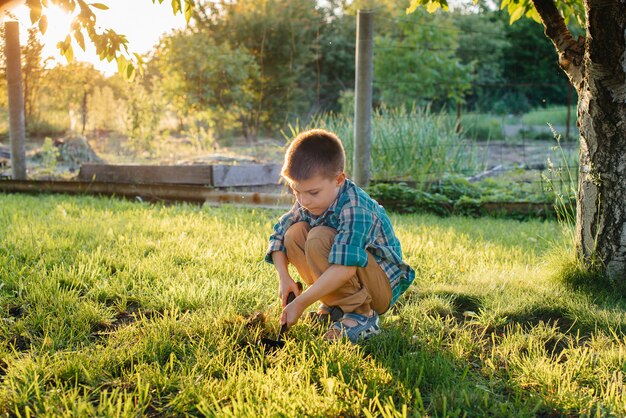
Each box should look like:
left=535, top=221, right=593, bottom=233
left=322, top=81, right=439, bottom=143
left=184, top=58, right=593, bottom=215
left=1, top=195, right=626, bottom=415
left=374, top=7, right=473, bottom=108
left=367, top=176, right=560, bottom=220
left=193, top=0, right=322, bottom=134
left=500, top=17, right=573, bottom=111
left=22, top=27, right=45, bottom=131
left=366, top=182, right=452, bottom=216
left=38, top=62, right=105, bottom=134
left=23, top=0, right=196, bottom=78
left=452, top=5, right=510, bottom=112
left=87, top=86, right=124, bottom=133
left=39, top=137, right=60, bottom=175
left=155, top=29, right=260, bottom=140
left=315, top=1, right=356, bottom=113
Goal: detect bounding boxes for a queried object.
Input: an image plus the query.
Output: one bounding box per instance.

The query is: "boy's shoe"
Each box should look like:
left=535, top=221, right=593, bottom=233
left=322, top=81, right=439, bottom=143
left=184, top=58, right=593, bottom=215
left=307, top=304, right=343, bottom=325
left=325, top=311, right=381, bottom=343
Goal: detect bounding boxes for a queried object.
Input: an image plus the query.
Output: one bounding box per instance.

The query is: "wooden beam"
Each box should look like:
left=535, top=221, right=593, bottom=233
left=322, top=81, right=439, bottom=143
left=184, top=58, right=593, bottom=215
left=77, top=164, right=283, bottom=187
left=78, top=164, right=213, bottom=185
left=0, top=180, right=293, bottom=208
left=212, top=164, right=282, bottom=187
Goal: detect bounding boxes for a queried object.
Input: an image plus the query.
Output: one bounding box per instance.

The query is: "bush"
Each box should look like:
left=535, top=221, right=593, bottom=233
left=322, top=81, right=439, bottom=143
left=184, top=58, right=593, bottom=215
left=366, top=177, right=557, bottom=220
left=367, top=182, right=453, bottom=216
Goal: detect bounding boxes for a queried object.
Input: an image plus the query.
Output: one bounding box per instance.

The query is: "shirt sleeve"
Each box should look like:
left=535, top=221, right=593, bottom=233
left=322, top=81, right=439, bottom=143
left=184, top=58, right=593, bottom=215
left=264, top=204, right=301, bottom=264
left=328, top=205, right=374, bottom=267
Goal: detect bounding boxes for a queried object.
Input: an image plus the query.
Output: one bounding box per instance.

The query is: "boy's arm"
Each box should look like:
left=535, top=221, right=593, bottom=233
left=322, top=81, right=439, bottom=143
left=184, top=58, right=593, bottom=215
left=264, top=204, right=300, bottom=264
left=280, top=263, right=356, bottom=329
left=271, top=250, right=302, bottom=307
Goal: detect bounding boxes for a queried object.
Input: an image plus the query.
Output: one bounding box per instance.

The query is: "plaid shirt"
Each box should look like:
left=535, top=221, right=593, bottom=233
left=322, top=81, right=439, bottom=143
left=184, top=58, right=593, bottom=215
left=265, top=179, right=415, bottom=306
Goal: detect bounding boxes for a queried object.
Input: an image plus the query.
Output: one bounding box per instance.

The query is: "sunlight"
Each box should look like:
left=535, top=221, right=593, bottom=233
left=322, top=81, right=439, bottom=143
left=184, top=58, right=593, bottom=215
left=6, top=2, right=186, bottom=75
left=9, top=3, right=75, bottom=66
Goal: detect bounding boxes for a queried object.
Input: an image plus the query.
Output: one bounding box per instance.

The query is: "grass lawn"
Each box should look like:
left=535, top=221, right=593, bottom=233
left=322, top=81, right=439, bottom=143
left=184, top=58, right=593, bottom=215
left=1, top=194, right=625, bottom=417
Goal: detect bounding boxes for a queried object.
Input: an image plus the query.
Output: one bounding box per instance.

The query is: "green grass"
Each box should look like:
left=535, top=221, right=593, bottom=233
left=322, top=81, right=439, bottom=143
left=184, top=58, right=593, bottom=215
left=1, top=194, right=625, bottom=416
left=298, top=106, right=481, bottom=181
left=456, top=113, right=505, bottom=141
left=521, top=106, right=577, bottom=128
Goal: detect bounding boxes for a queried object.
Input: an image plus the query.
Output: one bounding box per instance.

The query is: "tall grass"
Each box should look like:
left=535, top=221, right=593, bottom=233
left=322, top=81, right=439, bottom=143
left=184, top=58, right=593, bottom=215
left=541, top=127, right=578, bottom=240
left=522, top=105, right=577, bottom=127
left=296, top=106, right=482, bottom=181
left=1, top=194, right=625, bottom=416
left=457, top=113, right=505, bottom=141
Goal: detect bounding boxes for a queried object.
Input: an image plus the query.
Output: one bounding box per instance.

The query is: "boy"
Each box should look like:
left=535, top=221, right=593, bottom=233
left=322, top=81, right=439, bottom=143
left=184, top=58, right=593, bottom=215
left=265, top=129, right=415, bottom=343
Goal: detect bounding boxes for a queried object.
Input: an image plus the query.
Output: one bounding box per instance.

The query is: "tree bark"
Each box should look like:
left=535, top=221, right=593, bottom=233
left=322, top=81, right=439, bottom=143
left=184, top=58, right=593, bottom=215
left=575, top=0, right=626, bottom=281
left=533, top=0, right=626, bottom=282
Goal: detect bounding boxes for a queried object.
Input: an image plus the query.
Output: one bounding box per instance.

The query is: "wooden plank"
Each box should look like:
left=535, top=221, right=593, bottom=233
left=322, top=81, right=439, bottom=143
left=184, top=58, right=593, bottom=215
left=78, top=164, right=212, bottom=185
left=0, top=180, right=294, bottom=208
left=212, top=164, right=282, bottom=187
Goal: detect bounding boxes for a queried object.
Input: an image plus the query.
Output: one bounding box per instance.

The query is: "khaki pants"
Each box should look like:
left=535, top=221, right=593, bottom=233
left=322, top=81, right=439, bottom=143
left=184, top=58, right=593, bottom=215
left=284, top=222, right=392, bottom=315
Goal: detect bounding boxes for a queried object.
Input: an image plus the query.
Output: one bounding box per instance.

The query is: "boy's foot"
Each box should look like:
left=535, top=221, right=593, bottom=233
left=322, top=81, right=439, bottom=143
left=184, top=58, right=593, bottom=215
left=324, top=311, right=381, bottom=343
left=307, top=304, right=343, bottom=325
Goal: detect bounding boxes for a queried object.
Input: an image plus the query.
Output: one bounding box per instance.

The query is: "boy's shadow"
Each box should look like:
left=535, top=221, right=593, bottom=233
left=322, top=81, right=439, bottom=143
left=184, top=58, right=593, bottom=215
left=360, top=287, right=626, bottom=416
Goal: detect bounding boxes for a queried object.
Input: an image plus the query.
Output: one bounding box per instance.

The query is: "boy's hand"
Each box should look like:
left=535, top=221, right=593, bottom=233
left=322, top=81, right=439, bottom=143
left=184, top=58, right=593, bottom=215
left=280, top=297, right=305, bottom=330
left=279, top=277, right=302, bottom=308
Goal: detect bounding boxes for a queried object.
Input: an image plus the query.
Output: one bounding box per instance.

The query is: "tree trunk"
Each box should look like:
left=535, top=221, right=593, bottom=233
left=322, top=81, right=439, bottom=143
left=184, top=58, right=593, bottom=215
left=575, top=0, right=626, bottom=281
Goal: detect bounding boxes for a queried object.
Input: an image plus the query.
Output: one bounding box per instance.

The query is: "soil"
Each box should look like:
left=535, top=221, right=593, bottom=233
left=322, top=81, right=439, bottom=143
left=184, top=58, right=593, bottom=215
left=475, top=139, right=578, bottom=170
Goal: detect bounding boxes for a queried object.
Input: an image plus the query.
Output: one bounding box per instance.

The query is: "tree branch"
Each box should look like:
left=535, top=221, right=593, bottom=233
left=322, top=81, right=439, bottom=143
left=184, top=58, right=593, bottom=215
left=531, top=0, right=585, bottom=88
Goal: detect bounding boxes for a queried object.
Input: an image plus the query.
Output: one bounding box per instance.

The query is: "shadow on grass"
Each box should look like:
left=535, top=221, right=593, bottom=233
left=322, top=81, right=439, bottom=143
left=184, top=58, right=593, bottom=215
left=361, top=324, right=548, bottom=416
left=560, top=261, right=626, bottom=301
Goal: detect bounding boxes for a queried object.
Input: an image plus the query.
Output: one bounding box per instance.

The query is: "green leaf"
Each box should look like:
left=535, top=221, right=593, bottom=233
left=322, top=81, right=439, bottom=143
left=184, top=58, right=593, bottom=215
left=74, top=30, right=86, bottom=50
left=525, top=7, right=542, bottom=24
left=426, top=1, right=442, bottom=13
left=64, top=44, right=74, bottom=62
left=171, top=0, right=181, bottom=15
left=509, top=6, right=524, bottom=24
left=184, top=0, right=193, bottom=22
left=126, top=63, right=136, bottom=80
left=406, top=0, right=419, bottom=14
left=90, top=3, right=109, bottom=10
left=117, top=55, right=127, bottom=74
left=38, top=14, right=48, bottom=35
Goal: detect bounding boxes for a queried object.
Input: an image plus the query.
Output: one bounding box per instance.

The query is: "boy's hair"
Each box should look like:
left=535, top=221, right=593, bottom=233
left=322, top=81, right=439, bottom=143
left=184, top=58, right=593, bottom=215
left=281, top=129, right=345, bottom=182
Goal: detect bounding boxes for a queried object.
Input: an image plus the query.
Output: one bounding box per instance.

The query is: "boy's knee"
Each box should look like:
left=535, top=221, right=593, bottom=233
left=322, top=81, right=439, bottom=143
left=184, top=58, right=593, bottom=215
left=284, top=222, right=310, bottom=248
left=305, top=226, right=336, bottom=253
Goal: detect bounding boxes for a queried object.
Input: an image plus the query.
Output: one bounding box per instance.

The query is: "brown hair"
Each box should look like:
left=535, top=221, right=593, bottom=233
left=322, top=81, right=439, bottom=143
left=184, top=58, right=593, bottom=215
left=281, top=129, right=345, bottom=182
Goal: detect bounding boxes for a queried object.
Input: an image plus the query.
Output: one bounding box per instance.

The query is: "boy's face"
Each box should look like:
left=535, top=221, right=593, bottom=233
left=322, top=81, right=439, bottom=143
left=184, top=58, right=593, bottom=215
left=289, top=172, right=346, bottom=216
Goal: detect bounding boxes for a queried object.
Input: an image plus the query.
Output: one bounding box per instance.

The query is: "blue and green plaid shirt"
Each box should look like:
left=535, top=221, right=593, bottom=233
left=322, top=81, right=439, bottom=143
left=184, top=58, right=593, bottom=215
left=265, top=179, right=415, bottom=306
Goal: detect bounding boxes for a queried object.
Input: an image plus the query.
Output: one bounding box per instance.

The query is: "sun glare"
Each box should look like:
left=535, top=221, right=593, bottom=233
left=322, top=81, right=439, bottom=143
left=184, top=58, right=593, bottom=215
left=6, top=2, right=186, bottom=75
left=9, top=4, right=76, bottom=65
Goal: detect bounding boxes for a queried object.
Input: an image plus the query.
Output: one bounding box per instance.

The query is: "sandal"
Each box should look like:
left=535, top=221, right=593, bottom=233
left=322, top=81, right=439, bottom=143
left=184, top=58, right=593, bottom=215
left=307, top=304, right=343, bottom=325
left=325, top=312, right=381, bottom=343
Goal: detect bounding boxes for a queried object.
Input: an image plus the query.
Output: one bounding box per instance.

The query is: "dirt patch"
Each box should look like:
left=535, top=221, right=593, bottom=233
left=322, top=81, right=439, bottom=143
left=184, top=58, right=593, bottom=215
left=54, top=135, right=104, bottom=170
left=474, top=140, right=578, bottom=170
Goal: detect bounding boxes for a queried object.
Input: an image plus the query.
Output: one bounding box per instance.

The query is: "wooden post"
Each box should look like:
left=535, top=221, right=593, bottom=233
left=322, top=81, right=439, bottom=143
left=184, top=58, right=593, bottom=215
left=5, top=21, right=27, bottom=180
left=353, top=10, right=373, bottom=187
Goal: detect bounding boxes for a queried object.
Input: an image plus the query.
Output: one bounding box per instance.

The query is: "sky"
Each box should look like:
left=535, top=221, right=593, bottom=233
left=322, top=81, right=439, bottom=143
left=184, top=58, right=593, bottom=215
left=7, top=0, right=190, bottom=75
